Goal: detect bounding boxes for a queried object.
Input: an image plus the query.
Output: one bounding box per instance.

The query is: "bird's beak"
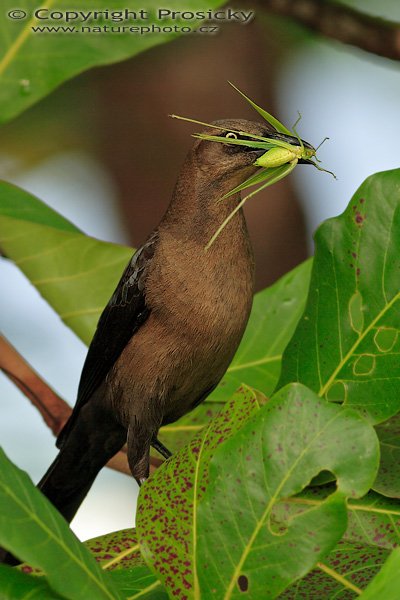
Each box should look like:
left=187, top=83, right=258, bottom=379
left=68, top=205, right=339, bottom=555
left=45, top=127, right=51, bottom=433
left=252, top=148, right=269, bottom=158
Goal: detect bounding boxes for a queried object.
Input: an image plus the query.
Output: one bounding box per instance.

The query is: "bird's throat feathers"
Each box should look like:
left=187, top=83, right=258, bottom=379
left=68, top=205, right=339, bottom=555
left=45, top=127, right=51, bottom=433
left=163, top=152, right=253, bottom=246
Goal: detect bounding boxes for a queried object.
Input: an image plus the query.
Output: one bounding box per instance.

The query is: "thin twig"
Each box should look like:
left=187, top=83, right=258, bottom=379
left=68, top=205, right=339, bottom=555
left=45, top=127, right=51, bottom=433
left=0, top=334, right=161, bottom=476
left=257, top=0, right=400, bottom=62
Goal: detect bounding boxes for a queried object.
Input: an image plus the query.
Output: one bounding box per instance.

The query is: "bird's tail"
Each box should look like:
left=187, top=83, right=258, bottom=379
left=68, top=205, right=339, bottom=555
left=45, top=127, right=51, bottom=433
left=38, top=412, right=127, bottom=523
left=37, top=450, right=98, bottom=524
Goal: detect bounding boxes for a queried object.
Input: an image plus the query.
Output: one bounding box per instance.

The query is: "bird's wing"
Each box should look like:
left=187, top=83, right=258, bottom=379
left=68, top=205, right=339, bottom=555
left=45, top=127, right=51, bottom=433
left=56, top=232, right=158, bottom=448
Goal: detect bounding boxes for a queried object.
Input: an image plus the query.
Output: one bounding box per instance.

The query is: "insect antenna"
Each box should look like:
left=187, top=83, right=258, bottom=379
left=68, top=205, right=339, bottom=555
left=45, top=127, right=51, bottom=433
left=315, top=137, right=330, bottom=151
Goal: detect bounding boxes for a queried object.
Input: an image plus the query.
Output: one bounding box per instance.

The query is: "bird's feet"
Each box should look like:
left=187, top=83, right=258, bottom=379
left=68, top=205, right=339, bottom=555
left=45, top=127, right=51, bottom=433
left=151, top=437, right=172, bottom=460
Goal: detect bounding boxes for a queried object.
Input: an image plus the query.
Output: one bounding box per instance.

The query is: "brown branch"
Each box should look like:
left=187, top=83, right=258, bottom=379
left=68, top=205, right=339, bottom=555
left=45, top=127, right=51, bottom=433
left=256, top=0, right=400, bottom=62
left=0, top=335, right=71, bottom=435
left=0, top=334, right=161, bottom=476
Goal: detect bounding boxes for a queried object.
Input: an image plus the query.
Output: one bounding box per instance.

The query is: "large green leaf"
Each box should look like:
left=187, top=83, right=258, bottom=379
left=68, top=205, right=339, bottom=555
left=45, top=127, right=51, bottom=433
left=278, top=169, right=400, bottom=424
left=136, top=384, right=378, bottom=599
left=136, top=386, right=266, bottom=598
left=196, top=383, right=379, bottom=599
left=0, top=181, right=79, bottom=232
left=0, top=447, right=120, bottom=600
left=0, top=564, right=63, bottom=599
left=0, top=0, right=225, bottom=124
left=0, top=181, right=132, bottom=344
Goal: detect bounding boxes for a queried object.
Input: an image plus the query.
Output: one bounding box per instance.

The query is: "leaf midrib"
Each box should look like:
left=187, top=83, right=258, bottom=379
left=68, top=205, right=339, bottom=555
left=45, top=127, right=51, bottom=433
left=223, top=407, right=343, bottom=600
left=0, top=481, right=116, bottom=600
left=0, top=0, right=56, bottom=77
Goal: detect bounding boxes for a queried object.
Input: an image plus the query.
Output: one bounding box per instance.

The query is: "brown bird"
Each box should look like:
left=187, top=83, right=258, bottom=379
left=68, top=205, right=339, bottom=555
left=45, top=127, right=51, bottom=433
left=36, top=119, right=311, bottom=524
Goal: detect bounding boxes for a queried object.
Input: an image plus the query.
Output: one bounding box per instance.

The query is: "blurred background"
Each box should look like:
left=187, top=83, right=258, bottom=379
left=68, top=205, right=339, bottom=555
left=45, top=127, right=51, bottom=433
left=1, top=0, right=400, bottom=540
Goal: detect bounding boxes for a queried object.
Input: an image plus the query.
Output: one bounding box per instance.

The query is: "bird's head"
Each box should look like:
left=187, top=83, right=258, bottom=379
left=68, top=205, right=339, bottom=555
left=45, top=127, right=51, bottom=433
left=192, top=118, right=314, bottom=187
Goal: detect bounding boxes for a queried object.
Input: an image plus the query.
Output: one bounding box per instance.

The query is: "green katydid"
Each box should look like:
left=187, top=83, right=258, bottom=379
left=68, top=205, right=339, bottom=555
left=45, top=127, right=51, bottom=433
left=172, top=83, right=335, bottom=249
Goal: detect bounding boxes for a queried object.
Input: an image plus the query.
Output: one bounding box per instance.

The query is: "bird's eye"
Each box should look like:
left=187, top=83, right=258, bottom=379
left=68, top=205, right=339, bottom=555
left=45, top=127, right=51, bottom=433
left=225, top=132, right=238, bottom=140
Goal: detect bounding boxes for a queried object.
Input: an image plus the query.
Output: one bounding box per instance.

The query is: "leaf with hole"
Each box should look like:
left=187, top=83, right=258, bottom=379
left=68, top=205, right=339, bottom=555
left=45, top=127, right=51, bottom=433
left=196, top=383, right=379, bottom=599
left=274, top=485, right=400, bottom=550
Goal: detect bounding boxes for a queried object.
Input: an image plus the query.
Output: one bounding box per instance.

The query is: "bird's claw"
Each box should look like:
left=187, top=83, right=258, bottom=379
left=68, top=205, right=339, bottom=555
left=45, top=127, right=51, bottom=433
left=151, top=437, right=173, bottom=460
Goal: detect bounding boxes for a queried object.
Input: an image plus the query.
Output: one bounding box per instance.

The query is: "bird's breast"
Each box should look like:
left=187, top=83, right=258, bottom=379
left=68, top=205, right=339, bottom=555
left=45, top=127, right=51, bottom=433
left=108, top=228, right=254, bottom=426
left=145, top=231, right=255, bottom=344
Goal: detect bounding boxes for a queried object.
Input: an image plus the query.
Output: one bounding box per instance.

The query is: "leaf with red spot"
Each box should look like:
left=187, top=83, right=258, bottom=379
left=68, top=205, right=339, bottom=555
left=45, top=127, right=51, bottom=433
left=85, top=529, right=144, bottom=571
left=196, top=383, right=379, bottom=599
left=278, top=540, right=390, bottom=599
left=136, top=385, right=266, bottom=599
left=84, top=530, right=169, bottom=598
left=373, top=413, right=400, bottom=498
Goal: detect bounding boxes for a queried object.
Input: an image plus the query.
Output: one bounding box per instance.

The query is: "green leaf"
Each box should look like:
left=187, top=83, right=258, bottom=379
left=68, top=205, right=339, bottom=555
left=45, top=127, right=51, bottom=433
left=136, top=386, right=266, bottom=599
left=85, top=528, right=143, bottom=571
left=85, top=530, right=169, bottom=598
left=359, top=547, right=400, bottom=599
left=196, top=383, right=379, bottom=599
left=0, top=182, right=132, bottom=345
left=279, top=540, right=389, bottom=599
left=373, top=414, right=400, bottom=497
left=109, top=566, right=167, bottom=599
left=0, top=447, right=120, bottom=600
left=274, top=486, right=400, bottom=550
left=0, top=0, right=226, bottom=124
left=278, top=169, right=400, bottom=423
left=157, top=400, right=224, bottom=453
left=0, top=564, right=63, bottom=599
left=0, top=181, right=79, bottom=232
